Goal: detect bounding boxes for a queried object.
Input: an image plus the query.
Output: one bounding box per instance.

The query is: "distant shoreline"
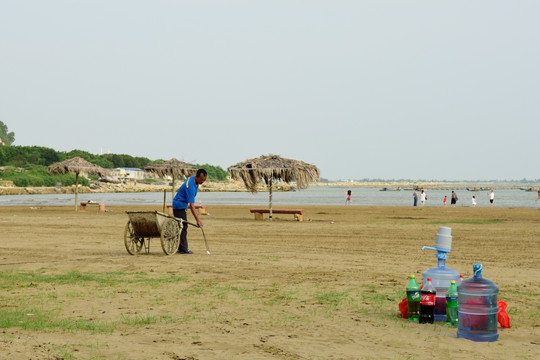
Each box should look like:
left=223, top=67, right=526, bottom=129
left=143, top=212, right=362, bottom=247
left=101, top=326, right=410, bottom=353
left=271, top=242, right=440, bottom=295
left=1, top=180, right=538, bottom=196
left=317, top=181, right=540, bottom=191
left=0, top=181, right=293, bottom=196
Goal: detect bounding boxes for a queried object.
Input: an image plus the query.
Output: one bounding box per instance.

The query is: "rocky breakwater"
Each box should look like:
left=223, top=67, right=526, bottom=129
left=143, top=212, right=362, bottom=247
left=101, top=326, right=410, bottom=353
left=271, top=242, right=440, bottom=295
left=0, top=180, right=294, bottom=196
left=200, top=181, right=292, bottom=192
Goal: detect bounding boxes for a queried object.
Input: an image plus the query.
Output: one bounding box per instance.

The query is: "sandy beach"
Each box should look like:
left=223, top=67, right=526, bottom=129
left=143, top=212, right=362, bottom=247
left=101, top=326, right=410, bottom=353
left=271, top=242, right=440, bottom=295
left=1, top=204, right=539, bottom=359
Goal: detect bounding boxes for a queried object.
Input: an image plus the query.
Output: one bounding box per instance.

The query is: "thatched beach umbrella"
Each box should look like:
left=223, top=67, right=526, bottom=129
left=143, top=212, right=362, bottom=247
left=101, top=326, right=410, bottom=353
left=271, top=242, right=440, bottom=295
left=228, top=154, right=320, bottom=220
left=144, top=158, right=197, bottom=204
left=47, top=157, right=110, bottom=211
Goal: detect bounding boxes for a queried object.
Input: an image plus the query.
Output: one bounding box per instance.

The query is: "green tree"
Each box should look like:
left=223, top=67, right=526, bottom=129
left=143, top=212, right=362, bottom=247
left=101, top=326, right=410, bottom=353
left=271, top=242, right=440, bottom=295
left=0, top=121, right=15, bottom=145
left=191, top=163, right=228, bottom=181
left=100, top=153, right=153, bottom=169
left=0, top=145, right=61, bottom=166
left=64, top=149, right=114, bottom=168
left=0, top=144, right=229, bottom=185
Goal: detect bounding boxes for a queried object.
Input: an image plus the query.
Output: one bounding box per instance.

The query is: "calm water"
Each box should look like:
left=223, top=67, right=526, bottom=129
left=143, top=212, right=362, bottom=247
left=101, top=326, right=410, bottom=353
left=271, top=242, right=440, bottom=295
left=1, top=187, right=539, bottom=208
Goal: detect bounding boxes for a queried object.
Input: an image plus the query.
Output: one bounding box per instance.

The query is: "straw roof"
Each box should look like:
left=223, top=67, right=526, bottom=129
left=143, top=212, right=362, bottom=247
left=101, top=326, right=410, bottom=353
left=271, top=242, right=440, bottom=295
left=47, top=157, right=109, bottom=177
left=228, top=154, right=320, bottom=193
left=48, top=157, right=110, bottom=211
left=144, top=158, right=197, bottom=178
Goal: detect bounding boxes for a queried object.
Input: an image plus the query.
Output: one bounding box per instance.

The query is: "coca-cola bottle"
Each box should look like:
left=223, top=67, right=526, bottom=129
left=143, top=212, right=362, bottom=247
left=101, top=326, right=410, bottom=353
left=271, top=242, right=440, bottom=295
left=419, top=277, right=436, bottom=324
left=406, top=275, right=421, bottom=321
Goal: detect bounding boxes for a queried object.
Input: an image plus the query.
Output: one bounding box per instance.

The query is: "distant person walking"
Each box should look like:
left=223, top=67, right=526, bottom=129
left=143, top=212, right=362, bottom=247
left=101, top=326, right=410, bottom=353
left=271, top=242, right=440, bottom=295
left=451, top=191, right=458, bottom=207
left=472, top=195, right=477, bottom=207
left=345, top=190, right=352, bottom=206
left=443, top=195, right=447, bottom=207
left=420, top=190, right=426, bottom=206
left=488, top=190, right=495, bottom=207
left=413, top=190, right=419, bottom=207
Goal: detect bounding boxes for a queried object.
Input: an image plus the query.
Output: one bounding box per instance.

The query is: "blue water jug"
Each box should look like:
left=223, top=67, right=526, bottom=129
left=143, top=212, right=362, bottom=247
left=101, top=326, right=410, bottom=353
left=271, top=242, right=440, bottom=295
left=422, top=226, right=460, bottom=321
left=457, top=264, right=499, bottom=342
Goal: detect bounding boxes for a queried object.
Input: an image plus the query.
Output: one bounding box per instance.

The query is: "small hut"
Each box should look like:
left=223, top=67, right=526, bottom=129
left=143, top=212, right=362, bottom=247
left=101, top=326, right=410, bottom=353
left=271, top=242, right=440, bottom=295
left=228, top=154, right=320, bottom=220
left=47, top=157, right=109, bottom=211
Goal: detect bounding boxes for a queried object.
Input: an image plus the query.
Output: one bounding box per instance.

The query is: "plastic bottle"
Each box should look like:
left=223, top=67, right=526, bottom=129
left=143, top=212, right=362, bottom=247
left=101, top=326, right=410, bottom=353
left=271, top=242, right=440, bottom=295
left=457, top=264, right=499, bottom=342
left=406, top=275, right=421, bottom=321
left=458, top=274, right=464, bottom=286
left=446, top=280, right=458, bottom=326
left=421, top=227, right=460, bottom=321
left=419, top=277, right=436, bottom=324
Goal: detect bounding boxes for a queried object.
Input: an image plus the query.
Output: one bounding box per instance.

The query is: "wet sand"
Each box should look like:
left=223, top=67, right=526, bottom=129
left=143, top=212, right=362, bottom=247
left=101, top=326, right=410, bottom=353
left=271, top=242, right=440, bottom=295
left=0, top=205, right=539, bottom=359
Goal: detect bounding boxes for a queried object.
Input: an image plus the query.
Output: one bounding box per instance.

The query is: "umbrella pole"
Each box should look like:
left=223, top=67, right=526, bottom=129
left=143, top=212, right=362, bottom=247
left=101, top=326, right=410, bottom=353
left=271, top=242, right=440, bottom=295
left=163, top=190, right=166, bottom=212
left=75, top=173, right=79, bottom=211
left=269, top=178, right=273, bottom=221
left=171, top=176, right=175, bottom=203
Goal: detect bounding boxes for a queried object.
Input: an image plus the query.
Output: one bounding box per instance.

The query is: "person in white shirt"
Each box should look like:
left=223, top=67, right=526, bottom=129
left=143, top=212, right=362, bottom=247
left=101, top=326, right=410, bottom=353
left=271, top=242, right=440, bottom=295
left=420, top=190, right=427, bottom=206
left=488, top=190, right=495, bottom=207
left=472, top=196, right=477, bottom=207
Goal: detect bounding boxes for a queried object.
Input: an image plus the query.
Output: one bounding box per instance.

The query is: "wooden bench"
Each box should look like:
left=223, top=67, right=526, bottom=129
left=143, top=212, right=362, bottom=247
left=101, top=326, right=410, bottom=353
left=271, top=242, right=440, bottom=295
left=80, top=202, right=106, bottom=212
left=167, top=204, right=207, bottom=216
left=250, top=208, right=304, bottom=221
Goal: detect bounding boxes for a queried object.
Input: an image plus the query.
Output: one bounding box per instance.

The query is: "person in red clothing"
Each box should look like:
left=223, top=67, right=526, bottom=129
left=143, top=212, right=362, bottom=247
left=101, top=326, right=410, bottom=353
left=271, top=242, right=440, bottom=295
left=345, top=190, right=352, bottom=205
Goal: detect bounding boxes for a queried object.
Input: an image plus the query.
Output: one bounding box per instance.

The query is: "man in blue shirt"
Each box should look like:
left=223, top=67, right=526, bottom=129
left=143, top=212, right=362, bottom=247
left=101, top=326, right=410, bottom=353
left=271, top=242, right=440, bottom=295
left=172, top=169, right=207, bottom=254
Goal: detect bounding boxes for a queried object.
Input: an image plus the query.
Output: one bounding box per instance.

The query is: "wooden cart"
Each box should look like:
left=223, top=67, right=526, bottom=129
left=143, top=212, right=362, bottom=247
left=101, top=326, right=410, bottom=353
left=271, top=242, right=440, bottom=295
left=124, top=211, right=181, bottom=255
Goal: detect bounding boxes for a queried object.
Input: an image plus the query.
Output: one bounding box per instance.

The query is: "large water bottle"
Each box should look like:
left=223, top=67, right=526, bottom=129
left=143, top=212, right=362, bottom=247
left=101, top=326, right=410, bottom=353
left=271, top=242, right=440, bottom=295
left=457, top=264, right=499, bottom=342
left=422, top=226, right=460, bottom=321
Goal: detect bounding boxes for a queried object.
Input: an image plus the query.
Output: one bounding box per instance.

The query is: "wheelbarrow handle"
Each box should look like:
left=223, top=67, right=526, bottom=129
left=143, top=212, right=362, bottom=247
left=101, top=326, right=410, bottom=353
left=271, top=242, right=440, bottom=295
left=178, top=219, right=200, bottom=228
left=169, top=215, right=200, bottom=228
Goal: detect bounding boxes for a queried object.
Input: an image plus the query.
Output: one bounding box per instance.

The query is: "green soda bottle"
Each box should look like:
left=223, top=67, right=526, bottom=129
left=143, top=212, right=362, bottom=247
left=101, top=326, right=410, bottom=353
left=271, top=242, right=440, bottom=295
left=446, top=280, right=458, bottom=326
left=406, top=275, right=421, bottom=321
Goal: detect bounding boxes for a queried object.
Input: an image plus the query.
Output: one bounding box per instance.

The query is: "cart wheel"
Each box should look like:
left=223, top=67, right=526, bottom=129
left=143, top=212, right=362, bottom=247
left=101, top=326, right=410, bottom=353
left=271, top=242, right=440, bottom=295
left=124, top=220, right=144, bottom=255
left=160, top=219, right=180, bottom=255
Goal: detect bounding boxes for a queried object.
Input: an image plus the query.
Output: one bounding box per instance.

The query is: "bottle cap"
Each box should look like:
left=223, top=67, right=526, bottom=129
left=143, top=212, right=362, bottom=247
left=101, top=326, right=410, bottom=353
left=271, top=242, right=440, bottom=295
left=410, top=275, right=415, bottom=278
left=450, top=280, right=455, bottom=284
left=435, top=226, right=452, bottom=251
left=427, top=278, right=432, bottom=281
left=473, top=264, right=483, bottom=277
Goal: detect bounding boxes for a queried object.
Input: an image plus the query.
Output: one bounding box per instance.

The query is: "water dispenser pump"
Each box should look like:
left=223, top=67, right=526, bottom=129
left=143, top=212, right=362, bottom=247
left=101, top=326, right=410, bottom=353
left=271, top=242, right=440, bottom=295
left=421, top=226, right=460, bottom=321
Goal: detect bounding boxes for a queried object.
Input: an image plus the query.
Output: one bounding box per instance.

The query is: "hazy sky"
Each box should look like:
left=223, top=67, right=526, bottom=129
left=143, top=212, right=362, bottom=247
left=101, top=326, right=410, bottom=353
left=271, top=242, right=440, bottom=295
left=1, top=1, right=539, bottom=180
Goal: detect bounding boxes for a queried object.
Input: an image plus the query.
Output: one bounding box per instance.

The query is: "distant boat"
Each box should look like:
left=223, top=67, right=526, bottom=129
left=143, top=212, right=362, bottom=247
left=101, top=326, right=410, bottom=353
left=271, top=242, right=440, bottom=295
left=380, top=187, right=401, bottom=191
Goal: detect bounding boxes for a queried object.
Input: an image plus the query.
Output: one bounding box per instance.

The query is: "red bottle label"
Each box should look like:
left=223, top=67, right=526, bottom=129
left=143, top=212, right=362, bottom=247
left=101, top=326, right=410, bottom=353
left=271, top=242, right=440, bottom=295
left=420, top=293, right=436, bottom=306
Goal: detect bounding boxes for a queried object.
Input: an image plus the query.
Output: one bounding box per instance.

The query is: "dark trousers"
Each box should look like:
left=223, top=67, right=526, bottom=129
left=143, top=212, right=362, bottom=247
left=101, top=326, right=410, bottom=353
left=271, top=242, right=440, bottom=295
left=173, top=208, right=189, bottom=252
